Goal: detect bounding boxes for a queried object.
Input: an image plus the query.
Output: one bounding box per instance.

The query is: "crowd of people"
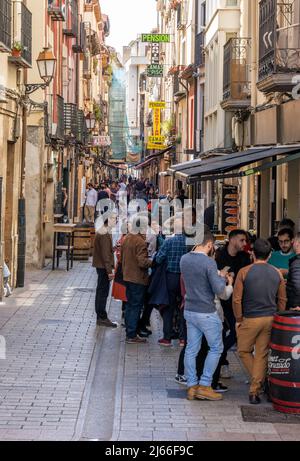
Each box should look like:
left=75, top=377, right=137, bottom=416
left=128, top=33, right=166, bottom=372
left=83, top=177, right=176, bottom=224
left=91, top=176, right=300, bottom=405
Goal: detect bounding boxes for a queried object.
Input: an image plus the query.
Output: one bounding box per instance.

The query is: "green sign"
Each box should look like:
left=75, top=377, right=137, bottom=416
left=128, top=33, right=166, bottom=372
left=147, top=64, right=164, bottom=77
left=142, top=34, right=170, bottom=43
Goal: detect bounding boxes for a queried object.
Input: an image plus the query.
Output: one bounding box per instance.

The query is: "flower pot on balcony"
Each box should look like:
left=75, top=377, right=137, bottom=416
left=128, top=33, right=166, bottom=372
left=11, top=49, right=21, bottom=58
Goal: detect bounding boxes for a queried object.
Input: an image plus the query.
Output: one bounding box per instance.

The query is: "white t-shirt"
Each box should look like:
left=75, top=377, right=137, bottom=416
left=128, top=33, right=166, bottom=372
left=85, top=188, right=98, bottom=207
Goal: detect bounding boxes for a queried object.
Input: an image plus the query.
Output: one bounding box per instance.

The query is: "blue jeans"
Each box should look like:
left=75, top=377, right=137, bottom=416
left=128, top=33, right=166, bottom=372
left=184, top=310, right=223, bottom=388
left=125, top=282, right=146, bottom=339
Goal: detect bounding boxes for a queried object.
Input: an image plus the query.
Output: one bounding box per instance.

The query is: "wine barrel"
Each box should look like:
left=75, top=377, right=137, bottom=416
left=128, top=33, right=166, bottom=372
left=89, top=226, right=95, bottom=256
left=268, top=311, right=300, bottom=414
left=73, top=224, right=91, bottom=261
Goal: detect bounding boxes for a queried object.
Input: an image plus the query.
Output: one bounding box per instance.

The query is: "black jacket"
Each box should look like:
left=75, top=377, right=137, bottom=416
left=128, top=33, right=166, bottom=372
left=287, top=255, right=300, bottom=308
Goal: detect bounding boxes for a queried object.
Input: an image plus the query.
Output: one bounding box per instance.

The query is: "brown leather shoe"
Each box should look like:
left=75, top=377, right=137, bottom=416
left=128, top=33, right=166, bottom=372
left=195, top=385, right=223, bottom=401
left=187, top=385, right=200, bottom=401
left=97, top=318, right=118, bottom=328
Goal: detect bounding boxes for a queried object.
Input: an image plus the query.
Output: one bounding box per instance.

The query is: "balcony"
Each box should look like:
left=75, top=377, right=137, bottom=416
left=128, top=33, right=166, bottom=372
left=83, top=52, right=91, bottom=79
left=177, top=1, right=187, bottom=30
left=8, top=1, right=32, bottom=68
left=195, top=31, right=205, bottom=67
left=0, top=0, right=11, bottom=52
left=257, top=0, right=300, bottom=93
left=64, top=102, right=78, bottom=140
left=63, top=0, right=78, bottom=37
left=221, top=38, right=251, bottom=111
left=84, top=0, right=93, bottom=12
left=77, top=109, right=88, bottom=145
left=173, top=71, right=186, bottom=101
left=72, top=22, right=88, bottom=53
left=48, top=0, right=65, bottom=21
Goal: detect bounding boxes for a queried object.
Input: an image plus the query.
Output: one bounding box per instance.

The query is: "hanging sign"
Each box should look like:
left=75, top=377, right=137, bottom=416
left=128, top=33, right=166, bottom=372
left=149, top=135, right=165, bottom=143
left=153, top=108, right=161, bottom=136
left=149, top=102, right=166, bottom=109
left=147, top=64, right=164, bottom=77
left=151, top=43, right=160, bottom=64
left=141, top=34, right=170, bottom=43
left=147, top=143, right=168, bottom=150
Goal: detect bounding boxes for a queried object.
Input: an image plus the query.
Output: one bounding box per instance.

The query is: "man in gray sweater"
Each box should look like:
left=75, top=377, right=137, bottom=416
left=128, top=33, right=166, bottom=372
left=180, top=231, right=226, bottom=401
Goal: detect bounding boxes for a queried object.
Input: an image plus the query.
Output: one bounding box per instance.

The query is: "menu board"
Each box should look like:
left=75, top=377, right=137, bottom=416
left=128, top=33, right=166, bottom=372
left=221, top=185, right=239, bottom=234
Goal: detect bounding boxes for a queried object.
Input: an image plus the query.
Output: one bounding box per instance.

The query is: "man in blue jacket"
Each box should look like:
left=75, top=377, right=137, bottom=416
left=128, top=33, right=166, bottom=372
left=180, top=231, right=226, bottom=401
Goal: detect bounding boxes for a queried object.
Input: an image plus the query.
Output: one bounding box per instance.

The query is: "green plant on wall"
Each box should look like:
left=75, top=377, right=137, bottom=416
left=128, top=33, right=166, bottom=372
left=12, top=41, right=23, bottom=51
left=93, top=103, right=103, bottom=123
left=93, top=57, right=98, bottom=75
left=162, top=114, right=176, bottom=137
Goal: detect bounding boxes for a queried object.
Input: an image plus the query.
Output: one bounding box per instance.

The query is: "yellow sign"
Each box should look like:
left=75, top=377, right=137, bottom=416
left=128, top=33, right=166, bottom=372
left=147, top=143, right=168, bottom=150
left=153, top=108, right=161, bottom=136
left=149, top=135, right=165, bottom=144
left=149, top=101, right=166, bottom=109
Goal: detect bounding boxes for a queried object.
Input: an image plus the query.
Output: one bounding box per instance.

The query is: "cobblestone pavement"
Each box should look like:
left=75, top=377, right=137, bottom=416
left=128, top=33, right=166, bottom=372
left=0, top=260, right=299, bottom=441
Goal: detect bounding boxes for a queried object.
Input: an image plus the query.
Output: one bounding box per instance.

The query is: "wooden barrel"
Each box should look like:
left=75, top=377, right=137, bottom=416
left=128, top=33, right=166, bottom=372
left=73, top=224, right=91, bottom=260
left=89, top=226, right=95, bottom=256
left=268, top=311, right=300, bottom=414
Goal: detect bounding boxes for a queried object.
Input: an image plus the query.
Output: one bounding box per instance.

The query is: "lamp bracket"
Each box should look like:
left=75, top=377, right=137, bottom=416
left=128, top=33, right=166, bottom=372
left=25, top=83, right=48, bottom=95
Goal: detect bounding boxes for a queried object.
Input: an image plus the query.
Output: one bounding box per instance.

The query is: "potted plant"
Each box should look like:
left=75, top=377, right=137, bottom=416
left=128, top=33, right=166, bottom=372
left=11, top=41, right=22, bottom=57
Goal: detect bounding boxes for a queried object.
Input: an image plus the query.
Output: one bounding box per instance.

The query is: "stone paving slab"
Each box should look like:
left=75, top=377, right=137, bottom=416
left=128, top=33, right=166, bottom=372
left=112, top=307, right=298, bottom=442
left=0, top=261, right=103, bottom=441
left=1, top=259, right=299, bottom=441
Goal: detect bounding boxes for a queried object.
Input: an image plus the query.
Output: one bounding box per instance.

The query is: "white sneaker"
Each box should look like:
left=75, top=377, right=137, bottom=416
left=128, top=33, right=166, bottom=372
left=220, top=365, right=232, bottom=379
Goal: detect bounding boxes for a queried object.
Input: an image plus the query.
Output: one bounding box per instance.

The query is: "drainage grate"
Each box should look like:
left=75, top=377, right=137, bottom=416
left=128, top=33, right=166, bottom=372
left=241, top=405, right=300, bottom=424
left=167, top=389, right=186, bottom=399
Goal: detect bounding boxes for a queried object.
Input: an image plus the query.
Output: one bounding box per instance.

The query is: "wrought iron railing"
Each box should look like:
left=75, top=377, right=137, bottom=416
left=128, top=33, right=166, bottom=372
left=223, top=38, right=251, bottom=102
left=72, top=21, right=87, bottom=53
left=77, top=109, right=88, bottom=145
left=0, top=0, right=11, bottom=51
left=64, top=102, right=78, bottom=138
left=10, top=2, right=32, bottom=67
left=48, top=0, right=65, bottom=21
left=63, top=0, right=78, bottom=37
left=258, top=0, right=300, bottom=81
left=56, top=95, right=64, bottom=140
left=195, top=31, right=205, bottom=67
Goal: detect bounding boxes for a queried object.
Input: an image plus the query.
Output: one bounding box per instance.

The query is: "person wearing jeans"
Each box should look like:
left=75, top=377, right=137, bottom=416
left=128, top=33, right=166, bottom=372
left=184, top=311, right=223, bottom=389
left=92, top=222, right=117, bottom=327
left=180, top=231, right=226, bottom=401
left=121, top=216, right=152, bottom=344
left=155, top=227, right=188, bottom=346
left=125, top=282, right=147, bottom=340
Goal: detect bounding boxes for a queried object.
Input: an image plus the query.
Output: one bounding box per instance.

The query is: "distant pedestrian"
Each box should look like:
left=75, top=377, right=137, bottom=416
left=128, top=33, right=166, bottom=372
left=233, top=238, right=286, bottom=404
left=92, top=220, right=117, bottom=328
left=84, top=183, right=98, bottom=223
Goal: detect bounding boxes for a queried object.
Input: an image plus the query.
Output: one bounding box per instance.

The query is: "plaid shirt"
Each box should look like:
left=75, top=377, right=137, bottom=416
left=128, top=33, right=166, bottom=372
left=155, top=234, right=188, bottom=273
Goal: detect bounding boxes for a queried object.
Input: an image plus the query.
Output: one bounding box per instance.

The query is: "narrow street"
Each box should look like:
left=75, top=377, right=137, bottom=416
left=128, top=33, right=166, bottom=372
left=0, top=259, right=298, bottom=442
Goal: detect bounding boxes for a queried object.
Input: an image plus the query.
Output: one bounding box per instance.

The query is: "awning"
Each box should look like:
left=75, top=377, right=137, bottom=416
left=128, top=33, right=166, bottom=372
left=168, top=148, right=233, bottom=174
left=174, top=145, right=300, bottom=183
left=134, top=146, right=174, bottom=170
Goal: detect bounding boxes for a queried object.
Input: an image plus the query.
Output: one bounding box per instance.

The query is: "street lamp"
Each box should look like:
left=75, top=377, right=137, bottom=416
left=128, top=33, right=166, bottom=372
left=86, top=112, right=96, bottom=131
left=25, top=47, right=57, bottom=95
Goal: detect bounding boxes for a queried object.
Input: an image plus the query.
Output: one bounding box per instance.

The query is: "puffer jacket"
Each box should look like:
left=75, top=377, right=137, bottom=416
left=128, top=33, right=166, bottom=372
left=287, top=255, right=300, bottom=308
